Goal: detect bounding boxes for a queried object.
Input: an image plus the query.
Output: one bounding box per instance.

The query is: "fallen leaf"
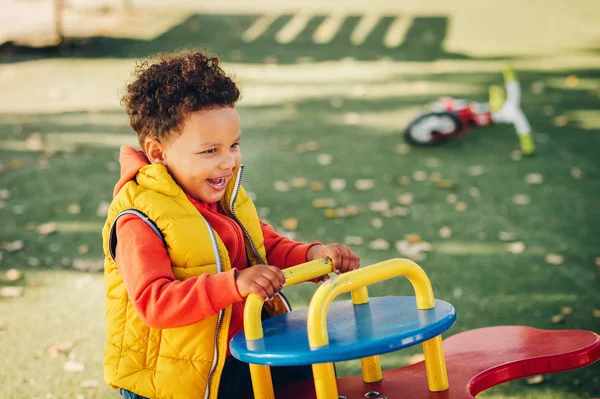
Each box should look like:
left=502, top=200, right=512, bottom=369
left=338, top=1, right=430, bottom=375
left=78, top=245, right=89, bottom=255
left=593, top=309, right=600, bottom=318
left=0, top=189, right=10, bottom=200
left=25, top=133, right=45, bottom=151
left=2, top=240, right=24, bottom=252
left=426, top=157, right=441, bottom=168
left=329, top=178, right=347, bottom=192
left=469, top=187, right=480, bottom=197
left=67, top=203, right=81, bottom=215
left=61, top=257, right=71, bottom=266
left=27, top=257, right=40, bottom=267
left=0, top=322, right=7, bottom=331
left=446, top=194, right=457, bottom=204
left=530, top=81, right=544, bottom=95
left=369, top=200, right=390, bottom=213
left=290, top=177, right=308, bottom=188
left=454, top=202, right=468, bottom=212
left=13, top=204, right=25, bottom=214
left=429, top=172, right=441, bottom=182
left=5, top=269, right=21, bottom=281
left=281, top=218, right=298, bottom=231
left=37, top=222, right=57, bottom=235
left=566, top=75, right=579, bottom=88
left=0, top=286, right=23, bottom=298
left=96, top=202, right=110, bottom=217
left=551, top=314, right=566, bottom=323
left=498, top=232, right=516, bottom=241
left=344, top=236, right=364, bottom=246
left=510, top=150, right=523, bottom=161
left=48, top=341, right=73, bottom=358
left=296, top=141, right=318, bottom=154
left=395, top=144, right=410, bottom=154
left=312, top=198, right=336, bottom=208
left=369, top=239, right=390, bottom=251
left=370, top=218, right=383, bottom=229
left=310, top=182, right=325, bottom=191
left=355, top=179, right=375, bottom=191
left=453, top=287, right=463, bottom=298
left=381, top=207, right=409, bottom=218
left=317, top=154, right=333, bottom=166
left=395, top=240, right=432, bottom=261
left=435, top=179, right=455, bottom=189
left=561, top=307, right=573, bottom=315
left=527, top=375, right=544, bottom=385
left=412, top=171, right=428, bottom=182
left=258, top=207, right=270, bottom=218
left=506, top=241, right=526, bottom=254
left=512, top=194, right=531, bottom=205
left=545, top=253, right=564, bottom=265
left=595, top=257, right=600, bottom=267
left=397, top=193, right=413, bottom=206
left=64, top=360, right=85, bottom=373
left=273, top=181, right=291, bottom=192
left=72, top=259, right=103, bottom=272
left=344, top=112, right=361, bottom=125
left=80, top=380, right=99, bottom=389
left=553, top=115, right=569, bottom=127
left=525, top=173, right=544, bottom=184
left=570, top=167, right=584, bottom=180
left=404, top=234, right=422, bottom=244
left=439, top=227, right=452, bottom=239
left=396, top=176, right=410, bottom=186
left=468, top=165, right=484, bottom=176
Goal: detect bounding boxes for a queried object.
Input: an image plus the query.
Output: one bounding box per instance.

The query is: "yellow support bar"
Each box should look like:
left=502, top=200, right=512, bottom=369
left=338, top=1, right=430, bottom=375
left=244, top=258, right=334, bottom=398
left=306, top=258, right=449, bottom=396
left=360, top=355, right=383, bottom=383
left=312, top=362, right=338, bottom=398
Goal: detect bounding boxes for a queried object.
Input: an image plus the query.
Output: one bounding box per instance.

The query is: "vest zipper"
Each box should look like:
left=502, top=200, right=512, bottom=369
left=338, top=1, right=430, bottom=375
left=203, top=218, right=224, bottom=399
left=229, top=165, right=291, bottom=312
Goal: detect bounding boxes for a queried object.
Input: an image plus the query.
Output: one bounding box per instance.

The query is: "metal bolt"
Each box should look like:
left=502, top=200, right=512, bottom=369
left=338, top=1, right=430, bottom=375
left=364, top=392, right=380, bottom=398
left=338, top=397, right=348, bottom=399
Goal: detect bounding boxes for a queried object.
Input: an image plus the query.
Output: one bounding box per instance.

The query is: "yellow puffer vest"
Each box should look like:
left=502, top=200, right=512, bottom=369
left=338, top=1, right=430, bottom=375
left=101, top=164, right=289, bottom=399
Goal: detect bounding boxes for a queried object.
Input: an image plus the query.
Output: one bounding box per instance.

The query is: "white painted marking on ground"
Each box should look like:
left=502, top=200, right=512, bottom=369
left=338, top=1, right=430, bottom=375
left=350, top=14, right=380, bottom=45
left=313, top=13, right=346, bottom=44
left=383, top=15, right=412, bottom=48
left=275, top=13, right=312, bottom=44
left=242, top=14, right=278, bottom=43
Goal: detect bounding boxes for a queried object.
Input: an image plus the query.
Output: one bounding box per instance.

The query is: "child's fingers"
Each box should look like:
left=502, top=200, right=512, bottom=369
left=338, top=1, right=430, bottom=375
left=264, top=265, right=286, bottom=288
left=251, top=281, right=271, bottom=301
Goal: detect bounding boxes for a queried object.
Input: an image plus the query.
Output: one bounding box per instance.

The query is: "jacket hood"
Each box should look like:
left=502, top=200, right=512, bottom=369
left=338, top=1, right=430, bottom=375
left=113, top=146, right=150, bottom=197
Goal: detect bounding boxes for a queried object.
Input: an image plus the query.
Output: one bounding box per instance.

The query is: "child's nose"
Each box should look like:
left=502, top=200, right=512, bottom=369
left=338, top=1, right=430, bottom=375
left=219, top=153, right=236, bottom=169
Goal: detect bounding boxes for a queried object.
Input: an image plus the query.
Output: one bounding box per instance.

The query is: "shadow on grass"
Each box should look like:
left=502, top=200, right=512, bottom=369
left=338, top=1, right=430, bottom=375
left=0, top=12, right=521, bottom=64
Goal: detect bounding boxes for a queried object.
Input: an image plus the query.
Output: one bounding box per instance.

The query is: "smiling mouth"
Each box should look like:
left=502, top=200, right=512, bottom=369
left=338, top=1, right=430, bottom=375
left=207, top=177, right=228, bottom=188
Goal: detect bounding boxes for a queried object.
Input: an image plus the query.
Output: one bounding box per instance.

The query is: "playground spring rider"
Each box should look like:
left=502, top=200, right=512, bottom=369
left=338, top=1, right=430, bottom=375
left=404, top=66, right=535, bottom=155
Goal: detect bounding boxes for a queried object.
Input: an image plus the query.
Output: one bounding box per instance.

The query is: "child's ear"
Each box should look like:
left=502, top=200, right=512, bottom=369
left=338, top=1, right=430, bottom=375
left=145, top=138, right=167, bottom=165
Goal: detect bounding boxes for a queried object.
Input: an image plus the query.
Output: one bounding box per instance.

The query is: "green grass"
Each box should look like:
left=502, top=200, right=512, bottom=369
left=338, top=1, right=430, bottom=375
left=1, top=2, right=600, bottom=398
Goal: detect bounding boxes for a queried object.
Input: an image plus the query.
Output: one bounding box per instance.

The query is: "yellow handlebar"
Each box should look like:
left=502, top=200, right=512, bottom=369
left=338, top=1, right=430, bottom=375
left=306, top=258, right=434, bottom=348
left=244, top=258, right=333, bottom=340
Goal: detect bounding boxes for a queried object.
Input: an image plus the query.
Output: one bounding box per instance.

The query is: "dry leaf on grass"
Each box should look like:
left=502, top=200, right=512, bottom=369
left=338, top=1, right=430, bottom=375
left=281, top=218, right=298, bottom=231
left=37, top=222, right=57, bottom=235
left=290, top=177, right=308, bottom=188
left=469, top=187, right=480, bottom=197
left=545, top=253, right=564, bottom=265
left=370, top=218, right=383, bottom=229
left=80, top=380, right=99, bottom=389
left=551, top=314, right=566, bottom=323
left=570, top=167, right=584, bottom=180
left=381, top=207, right=409, bottom=218
left=27, top=257, right=40, bottom=267
left=2, top=240, right=24, bottom=252
left=426, top=157, right=441, bottom=168
left=566, top=75, right=579, bottom=88
left=344, top=112, right=361, bottom=125
left=273, top=181, right=291, bottom=192
left=592, top=309, right=600, bottom=318
left=317, top=154, right=333, bottom=166
left=498, top=232, right=516, bottom=241
left=561, top=307, right=573, bottom=315
left=412, top=171, right=428, bottom=182
left=435, top=179, right=455, bottom=189
left=397, top=193, right=413, bottom=206
left=96, top=202, right=110, bottom=217
left=329, top=179, right=347, bottom=192
left=0, top=322, right=8, bottom=331
left=5, top=269, right=21, bottom=281
left=67, top=203, right=81, bottom=215
left=446, top=194, right=457, bottom=204
left=25, top=134, right=45, bottom=151
left=512, top=194, right=531, bottom=205
left=0, top=189, right=10, bottom=199
left=72, top=259, right=103, bottom=272
left=64, top=360, right=85, bottom=373
left=468, top=165, right=484, bottom=176
left=395, top=240, right=432, bottom=261
left=344, top=236, right=364, bottom=246
left=553, top=115, right=569, bottom=127
left=395, top=144, right=410, bottom=154
left=525, top=173, right=544, bottom=184
left=312, top=198, right=336, bottom=208
left=296, top=141, right=318, bottom=154
left=310, top=182, right=325, bottom=192
left=0, top=286, right=23, bottom=297
left=368, top=239, right=390, bottom=251
left=369, top=200, right=390, bottom=213
left=506, top=242, right=526, bottom=254
left=78, top=245, right=89, bottom=255
left=48, top=341, right=73, bottom=358
left=453, top=287, right=463, bottom=299
left=526, top=375, right=544, bottom=385
left=454, top=202, right=468, bottom=212
left=355, top=179, right=375, bottom=191
left=404, top=234, right=422, bottom=244
left=439, top=227, right=452, bottom=239
left=397, top=176, right=410, bottom=186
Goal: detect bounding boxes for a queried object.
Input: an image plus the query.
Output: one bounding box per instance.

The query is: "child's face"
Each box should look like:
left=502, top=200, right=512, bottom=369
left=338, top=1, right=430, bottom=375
left=147, top=106, right=242, bottom=203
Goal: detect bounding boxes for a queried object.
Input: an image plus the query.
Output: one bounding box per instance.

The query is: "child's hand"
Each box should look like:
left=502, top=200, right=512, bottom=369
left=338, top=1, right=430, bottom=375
left=309, top=244, right=360, bottom=274
left=235, top=265, right=286, bottom=301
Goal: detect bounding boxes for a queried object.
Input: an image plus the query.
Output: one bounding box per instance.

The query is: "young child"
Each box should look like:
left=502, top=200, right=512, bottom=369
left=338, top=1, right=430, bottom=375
left=101, top=50, right=360, bottom=399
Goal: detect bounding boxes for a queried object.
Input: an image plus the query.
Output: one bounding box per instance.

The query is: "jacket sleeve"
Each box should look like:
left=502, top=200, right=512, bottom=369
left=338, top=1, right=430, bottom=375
left=260, top=221, right=321, bottom=269
left=114, top=215, right=244, bottom=329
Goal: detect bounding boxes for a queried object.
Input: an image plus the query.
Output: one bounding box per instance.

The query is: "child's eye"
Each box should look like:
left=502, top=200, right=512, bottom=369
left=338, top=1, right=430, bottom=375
left=231, top=142, right=240, bottom=148
left=203, top=148, right=217, bottom=154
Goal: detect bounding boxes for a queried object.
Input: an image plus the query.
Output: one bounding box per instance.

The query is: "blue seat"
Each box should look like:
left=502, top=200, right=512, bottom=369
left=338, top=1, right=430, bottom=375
left=230, top=296, right=456, bottom=366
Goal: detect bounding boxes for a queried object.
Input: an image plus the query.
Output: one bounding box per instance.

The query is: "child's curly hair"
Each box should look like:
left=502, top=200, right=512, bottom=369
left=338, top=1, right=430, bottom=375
left=121, top=50, right=240, bottom=148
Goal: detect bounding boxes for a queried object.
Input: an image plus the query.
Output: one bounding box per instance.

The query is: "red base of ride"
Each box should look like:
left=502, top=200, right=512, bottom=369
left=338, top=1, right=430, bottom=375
left=265, top=326, right=600, bottom=399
